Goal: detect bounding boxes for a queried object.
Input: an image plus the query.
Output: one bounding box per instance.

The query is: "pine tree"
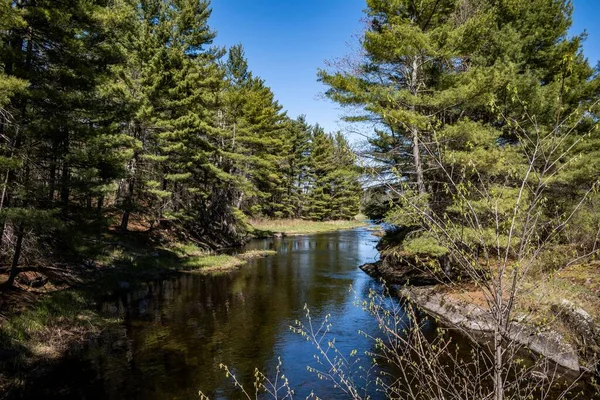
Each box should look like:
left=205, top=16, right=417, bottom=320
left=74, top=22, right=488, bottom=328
left=221, top=44, right=288, bottom=218
left=320, top=0, right=599, bottom=255
left=329, top=132, right=361, bottom=220
left=305, top=125, right=335, bottom=221
left=0, top=0, right=127, bottom=285
left=279, top=116, right=312, bottom=218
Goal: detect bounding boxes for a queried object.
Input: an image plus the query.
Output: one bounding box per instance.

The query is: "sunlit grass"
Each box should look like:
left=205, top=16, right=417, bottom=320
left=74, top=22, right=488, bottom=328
left=250, top=217, right=368, bottom=235
left=515, top=261, right=600, bottom=326
left=181, top=250, right=277, bottom=272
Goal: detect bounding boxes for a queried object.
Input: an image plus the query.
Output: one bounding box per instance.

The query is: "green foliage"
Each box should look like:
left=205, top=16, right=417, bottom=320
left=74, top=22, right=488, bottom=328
left=321, top=0, right=600, bottom=264
left=0, top=0, right=363, bottom=284
left=403, top=233, right=448, bottom=257
left=306, top=127, right=361, bottom=221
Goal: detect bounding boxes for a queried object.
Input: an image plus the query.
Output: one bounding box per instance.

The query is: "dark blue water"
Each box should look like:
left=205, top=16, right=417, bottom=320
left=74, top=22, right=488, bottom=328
left=15, top=228, right=400, bottom=399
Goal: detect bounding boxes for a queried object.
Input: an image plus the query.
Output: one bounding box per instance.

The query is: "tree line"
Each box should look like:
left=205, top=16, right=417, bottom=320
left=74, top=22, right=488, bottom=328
left=0, top=0, right=360, bottom=286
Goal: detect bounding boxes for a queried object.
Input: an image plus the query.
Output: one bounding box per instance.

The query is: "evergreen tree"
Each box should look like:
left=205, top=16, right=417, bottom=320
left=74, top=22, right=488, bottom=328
left=279, top=116, right=312, bottom=218
left=320, top=0, right=599, bottom=255
left=0, top=0, right=366, bottom=286
left=0, top=0, right=131, bottom=285
left=305, top=127, right=361, bottom=221
left=221, top=44, right=288, bottom=218
left=306, top=125, right=335, bottom=221
left=329, top=132, right=361, bottom=220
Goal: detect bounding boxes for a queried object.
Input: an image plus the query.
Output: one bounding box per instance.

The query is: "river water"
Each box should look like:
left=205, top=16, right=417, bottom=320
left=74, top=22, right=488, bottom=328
left=22, top=228, right=412, bottom=399
left=10, top=227, right=597, bottom=399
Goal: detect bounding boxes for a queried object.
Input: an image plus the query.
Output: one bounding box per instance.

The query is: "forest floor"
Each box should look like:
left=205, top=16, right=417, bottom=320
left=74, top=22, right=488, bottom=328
left=249, top=216, right=368, bottom=236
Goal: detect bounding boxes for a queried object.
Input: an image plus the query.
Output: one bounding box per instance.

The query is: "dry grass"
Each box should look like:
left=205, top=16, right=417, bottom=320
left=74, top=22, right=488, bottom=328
left=516, top=261, right=600, bottom=324
left=249, top=217, right=367, bottom=235
left=180, top=250, right=277, bottom=273
left=440, top=261, right=600, bottom=335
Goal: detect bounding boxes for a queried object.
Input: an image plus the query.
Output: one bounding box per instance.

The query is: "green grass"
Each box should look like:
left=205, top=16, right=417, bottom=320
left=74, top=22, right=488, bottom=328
left=181, top=254, right=245, bottom=271
left=249, top=217, right=368, bottom=236
left=180, top=250, right=277, bottom=273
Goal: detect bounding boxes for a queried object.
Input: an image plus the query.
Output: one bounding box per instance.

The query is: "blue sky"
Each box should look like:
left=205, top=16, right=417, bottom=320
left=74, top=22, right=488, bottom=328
left=209, top=0, right=599, bottom=136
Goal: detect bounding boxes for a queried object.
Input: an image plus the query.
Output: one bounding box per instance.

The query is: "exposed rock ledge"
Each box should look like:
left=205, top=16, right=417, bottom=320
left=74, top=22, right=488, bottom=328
left=361, top=259, right=440, bottom=286
left=399, top=286, right=583, bottom=372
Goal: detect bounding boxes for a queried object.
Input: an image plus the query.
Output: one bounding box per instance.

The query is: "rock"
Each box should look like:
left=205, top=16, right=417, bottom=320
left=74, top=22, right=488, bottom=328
left=400, top=287, right=582, bottom=371
left=360, top=257, right=440, bottom=286
left=509, top=322, right=580, bottom=371
left=551, top=299, right=600, bottom=371
left=400, top=287, right=495, bottom=331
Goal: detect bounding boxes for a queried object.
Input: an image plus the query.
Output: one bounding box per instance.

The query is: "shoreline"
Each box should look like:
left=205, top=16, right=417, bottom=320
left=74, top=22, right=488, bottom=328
left=360, top=259, right=600, bottom=379
left=249, top=218, right=370, bottom=238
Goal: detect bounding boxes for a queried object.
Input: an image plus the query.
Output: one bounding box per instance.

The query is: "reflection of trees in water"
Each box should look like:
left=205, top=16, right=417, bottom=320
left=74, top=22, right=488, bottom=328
left=15, top=230, right=379, bottom=400
left=87, top=231, right=375, bottom=399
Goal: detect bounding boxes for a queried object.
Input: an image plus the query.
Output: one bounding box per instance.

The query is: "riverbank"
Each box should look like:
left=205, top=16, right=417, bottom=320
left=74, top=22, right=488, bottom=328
left=0, top=215, right=367, bottom=393
left=0, top=226, right=276, bottom=394
left=361, top=258, right=600, bottom=376
left=249, top=217, right=368, bottom=237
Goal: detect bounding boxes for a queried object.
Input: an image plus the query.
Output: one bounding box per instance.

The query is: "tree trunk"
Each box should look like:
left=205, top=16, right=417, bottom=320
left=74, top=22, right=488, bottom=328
left=5, top=221, right=25, bottom=287
left=60, top=134, right=70, bottom=216
left=48, top=141, right=57, bottom=204
left=409, top=56, right=426, bottom=196
left=120, top=176, right=134, bottom=233
left=411, top=127, right=426, bottom=196
left=97, top=194, right=104, bottom=213
left=494, top=282, right=505, bottom=400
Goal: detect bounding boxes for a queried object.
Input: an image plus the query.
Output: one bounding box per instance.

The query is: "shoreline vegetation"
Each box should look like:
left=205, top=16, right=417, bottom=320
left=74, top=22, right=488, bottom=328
left=249, top=216, right=369, bottom=237
left=361, top=249, right=600, bottom=379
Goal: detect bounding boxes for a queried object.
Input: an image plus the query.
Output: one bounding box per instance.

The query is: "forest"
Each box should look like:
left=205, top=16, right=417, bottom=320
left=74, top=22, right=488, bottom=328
left=0, top=0, right=361, bottom=287
left=1, top=0, right=600, bottom=399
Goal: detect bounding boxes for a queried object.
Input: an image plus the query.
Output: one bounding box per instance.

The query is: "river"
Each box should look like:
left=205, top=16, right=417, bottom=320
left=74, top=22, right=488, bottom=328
left=19, top=227, right=414, bottom=399
left=10, top=226, right=597, bottom=399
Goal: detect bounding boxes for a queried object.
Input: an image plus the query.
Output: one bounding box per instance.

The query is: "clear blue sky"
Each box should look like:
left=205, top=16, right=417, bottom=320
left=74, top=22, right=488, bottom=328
left=209, top=0, right=599, bottom=136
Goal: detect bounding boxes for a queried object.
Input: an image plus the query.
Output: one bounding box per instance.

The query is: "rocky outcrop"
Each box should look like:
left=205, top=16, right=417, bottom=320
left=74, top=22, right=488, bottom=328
left=400, top=286, right=581, bottom=371
left=360, top=257, right=441, bottom=286
left=551, top=299, right=600, bottom=372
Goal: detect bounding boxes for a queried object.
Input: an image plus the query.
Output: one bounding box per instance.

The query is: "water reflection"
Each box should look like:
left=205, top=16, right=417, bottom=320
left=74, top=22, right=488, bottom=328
left=18, top=228, right=391, bottom=399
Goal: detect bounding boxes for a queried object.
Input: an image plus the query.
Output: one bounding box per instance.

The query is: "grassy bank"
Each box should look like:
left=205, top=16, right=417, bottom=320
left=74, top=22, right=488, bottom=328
left=250, top=216, right=368, bottom=236
left=178, top=249, right=276, bottom=273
